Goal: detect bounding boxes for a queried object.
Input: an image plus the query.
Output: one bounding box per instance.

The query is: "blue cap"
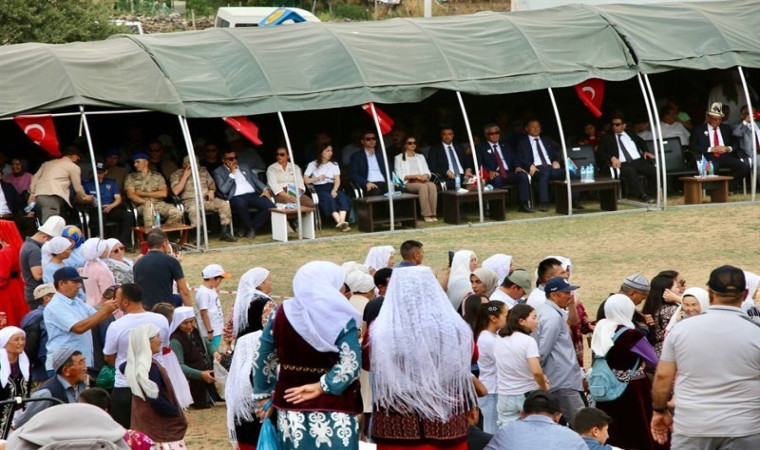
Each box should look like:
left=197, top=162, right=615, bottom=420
left=105, top=148, right=120, bottom=158
left=53, top=266, right=87, bottom=285
left=545, top=276, right=579, bottom=293
left=132, top=153, right=149, bottom=161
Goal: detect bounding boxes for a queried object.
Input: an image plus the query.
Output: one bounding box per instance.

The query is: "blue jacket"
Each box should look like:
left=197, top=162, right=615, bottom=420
left=475, top=141, right=520, bottom=174
left=212, top=162, right=269, bottom=199
left=516, top=135, right=561, bottom=169
left=349, top=149, right=390, bottom=187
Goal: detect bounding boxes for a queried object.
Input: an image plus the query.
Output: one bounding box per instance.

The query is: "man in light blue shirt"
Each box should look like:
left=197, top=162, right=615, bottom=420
left=43, top=267, right=117, bottom=375
left=485, top=390, right=587, bottom=450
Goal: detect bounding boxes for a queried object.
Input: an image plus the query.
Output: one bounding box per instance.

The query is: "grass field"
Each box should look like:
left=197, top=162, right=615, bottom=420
left=177, top=201, right=759, bottom=448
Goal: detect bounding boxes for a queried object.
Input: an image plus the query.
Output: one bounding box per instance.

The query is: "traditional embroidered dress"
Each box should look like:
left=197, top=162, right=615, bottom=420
left=0, top=326, right=30, bottom=439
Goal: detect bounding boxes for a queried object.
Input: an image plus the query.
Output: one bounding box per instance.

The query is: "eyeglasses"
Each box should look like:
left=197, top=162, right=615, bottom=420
left=486, top=131, right=500, bottom=135
left=223, top=156, right=238, bottom=161
left=363, top=137, right=377, bottom=141
left=678, top=279, right=686, bottom=286
left=611, top=122, right=624, bottom=127
left=405, top=141, right=417, bottom=145
left=112, top=247, right=123, bottom=254
left=276, top=152, right=287, bottom=157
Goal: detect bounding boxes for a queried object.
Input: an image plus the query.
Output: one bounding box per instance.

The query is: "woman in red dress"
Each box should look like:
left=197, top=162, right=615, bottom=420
left=0, top=220, right=29, bottom=327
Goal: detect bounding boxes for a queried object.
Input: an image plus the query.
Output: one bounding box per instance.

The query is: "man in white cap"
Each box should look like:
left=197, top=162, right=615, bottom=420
left=596, top=273, right=653, bottom=336
left=19, top=215, right=65, bottom=309
left=20, top=283, right=57, bottom=385
left=691, top=101, right=750, bottom=191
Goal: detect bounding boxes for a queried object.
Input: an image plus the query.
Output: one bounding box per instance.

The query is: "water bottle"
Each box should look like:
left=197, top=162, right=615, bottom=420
left=455, top=175, right=461, bottom=190
left=589, top=165, right=595, bottom=182
left=154, top=208, right=161, bottom=228
left=24, top=201, right=36, bottom=214
left=708, top=161, right=714, bottom=176
left=581, top=165, right=588, bottom=182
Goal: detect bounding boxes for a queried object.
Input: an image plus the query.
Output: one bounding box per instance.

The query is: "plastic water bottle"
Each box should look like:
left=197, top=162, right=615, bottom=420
left=24, top=201, right=36, bottom=214
left=455, top=175, right=461, bottom=190
left=589, top=165, right=595, bottom=182
left=154, top=208, right=161, bottom=228
left=581, top=165, right=588, bottom=182
left=708, top=161, right=714, bottom=176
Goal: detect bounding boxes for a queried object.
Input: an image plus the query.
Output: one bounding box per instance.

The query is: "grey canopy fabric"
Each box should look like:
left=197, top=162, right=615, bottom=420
left=0, top=0, right=757, bottom=118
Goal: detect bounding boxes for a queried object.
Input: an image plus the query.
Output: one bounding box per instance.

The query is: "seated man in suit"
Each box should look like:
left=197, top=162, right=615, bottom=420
left=427, top=127, right=474, bottom=190
left=690, top=102, right=750, bottom=192
left=733, top=105, right=759, bottom=187
left=213, top=150, right=273, bottom=239
left=516, top=120, right=580, bottom=212
left=476, top=124, right=532, bottom=212
left=597, top=115, right=657, bottom=202
left=349, top=131, right=390, bottom=197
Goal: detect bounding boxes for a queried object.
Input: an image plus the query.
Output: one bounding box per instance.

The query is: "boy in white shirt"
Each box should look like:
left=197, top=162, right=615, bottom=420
left=196, top=264, right=231, bottom=348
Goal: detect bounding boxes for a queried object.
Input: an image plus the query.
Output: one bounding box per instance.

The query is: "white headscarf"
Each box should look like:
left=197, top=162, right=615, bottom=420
left=226, top=330, right=262, bottom=444
left=371, top=266, right=475, bottom=421
left=364, top=246, right=395, bottom=271
left=448, top=250, right=475, bottom=292
left=591, top=294, right=635, bottom=357
left=342, top=261, right=369, bottom=276
left=125, top=324, right=160, bottom=400
left=170, top=306, right=196, bottom=336
left=666, top=287, right=710, bottom=333
left=282, top=261, right=362, bottom=353
left=537, top=255, right=572, bottom=281
left=0, top=326, right=29, bottom=388
left=41, top=236, right=72, bottom=266
left=482, top=254, right=513, bottom=286
left=233, top=267, right=271, bottom=336
left=742, top=271, right=759, bottom=311
left=105, top=238, right=133, bottom=270
left=81, top=238, right=110, bottom=273
left=346, top=271, right=375, bottom=294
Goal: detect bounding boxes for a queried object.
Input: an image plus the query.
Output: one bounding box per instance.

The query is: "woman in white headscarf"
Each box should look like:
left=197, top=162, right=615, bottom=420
left=104, top=238, right=134, bottom=285
left=170, top=307, right=217, bottom=409
left=0, top=326, right=29, bottom=439
left=125, top=324, right=187, bottom=449
left=482, top=253, right=513, bottom=286
left=370, top=266, right=475, bottom=448
left=80, top=238, right=115, bottom=307
left=665, top=287, right=710, bottom=333
left=447, top=250, right=478, bottom=310
left=470, top=267, right=499, bottom=298
left=253, top=261, right=362, bottom=450
left=41, top=236, right=73, bottom=283
left=222, top=267, right=275, bottom=352
left=742, top=271, right=760, bottom=322
left=590, top=294, right=659, bottom=450
left=364, top=245, right=395, bottom=273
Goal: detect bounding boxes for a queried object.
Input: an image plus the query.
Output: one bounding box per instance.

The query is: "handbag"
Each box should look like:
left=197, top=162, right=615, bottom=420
left=257, top=400, right=281, bottom=450
left=588, top=327, right=640, bottom=402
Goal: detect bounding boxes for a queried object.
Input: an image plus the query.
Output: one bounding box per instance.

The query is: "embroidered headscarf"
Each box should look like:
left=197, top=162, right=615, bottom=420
left=233, top=267, right=271, bottom=336
left=482, top=254, right=513, bottom=286
left=364, top=246, right=395, bottom=272
left=125, top=324, right=161, bottom=400
left=591, top=294, right=635, bottom=357
left=0, top=326, right=29, bottom=388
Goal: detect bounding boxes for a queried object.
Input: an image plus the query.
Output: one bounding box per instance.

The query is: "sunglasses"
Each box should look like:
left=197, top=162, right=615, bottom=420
left=223, top=156, right=238, bottom=161
left=103, top=284, right=121, bottom=300
left=405, top=141, right=417, bottom=145
left=112, top=247, right=123, bottom=254
left=276, top=152, right=287, bottom=157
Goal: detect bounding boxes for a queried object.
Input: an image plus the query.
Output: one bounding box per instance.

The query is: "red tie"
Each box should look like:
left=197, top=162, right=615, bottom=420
left=713, top=127, right=721, bottom=158
left=493, top=144, right=508, bottom=179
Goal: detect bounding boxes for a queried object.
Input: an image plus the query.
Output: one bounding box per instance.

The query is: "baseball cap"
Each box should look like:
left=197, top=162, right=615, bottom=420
left=545, top=276, right=579, bottom=293
left=707, top=265, right=746, bottom=294
left=95, top=162, right=107, bottom=173
left=33, top=283, right=56, bottom=300
left=507, top=270, right=532, bottom=295
left=132, top=153, right=149, bottom=161
left=53, top=266, right=87, bottom=285
left=202, top=264, right=231, bottom=279
left=105, top=148, right=120, bottom=158
left=523, top=390, right=562, bottom=415
left=622, top=273, right=650, bottom=292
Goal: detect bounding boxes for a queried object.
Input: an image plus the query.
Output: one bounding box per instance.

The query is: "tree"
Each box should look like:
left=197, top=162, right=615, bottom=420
left=1, top=0, right=122, bottom=45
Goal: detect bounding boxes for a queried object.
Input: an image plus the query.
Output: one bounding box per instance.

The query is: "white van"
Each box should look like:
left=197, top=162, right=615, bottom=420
left=215, top=7, right=320, bottom=28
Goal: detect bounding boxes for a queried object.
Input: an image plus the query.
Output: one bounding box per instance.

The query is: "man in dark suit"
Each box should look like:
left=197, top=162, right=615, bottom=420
left=427, top=127, right=473, bottom=189
left=349, top=131, right=390, bottom=197
left=691, top=102, right=749, bottom=191
left=476, top=123, right=533, bottom=212
left=516, top=120, right=580, bottom=211
left=597, top=115, right=657, bottom=202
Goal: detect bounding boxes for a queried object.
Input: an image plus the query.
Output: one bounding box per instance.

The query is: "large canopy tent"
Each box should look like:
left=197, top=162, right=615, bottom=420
left=1, top=0, right=757, bottom=247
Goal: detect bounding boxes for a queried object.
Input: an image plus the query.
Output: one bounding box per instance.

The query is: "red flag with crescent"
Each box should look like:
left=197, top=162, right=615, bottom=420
left=574, top=79, right=605, bottom=118
left=14, top=115, right=61, bottom=157
left=361, top=103, right=394, bottom=135
left=223, top=116, right=263, bottom=145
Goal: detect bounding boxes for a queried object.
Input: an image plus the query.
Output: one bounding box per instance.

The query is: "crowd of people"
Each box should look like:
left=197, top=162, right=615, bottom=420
left=0, top=214, right=757, bottom=449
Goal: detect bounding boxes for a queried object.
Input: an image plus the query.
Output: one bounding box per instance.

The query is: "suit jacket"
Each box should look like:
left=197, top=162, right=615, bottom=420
left=516, top=135, right=561, bottom=170
left=690, top=122, right=738, bottom=162
left=598, top=131, right=650, bottom=163
left=212, top=162, right=269, bottom=199
left=732, top=121, right=757, bottom=159
left=1, top=181, right=22, bottom=213
left=349, top=148, right=390, bottom=187
left=427, top=142, right=472, bottom=176
left=475, top=141, right=520, bottom=173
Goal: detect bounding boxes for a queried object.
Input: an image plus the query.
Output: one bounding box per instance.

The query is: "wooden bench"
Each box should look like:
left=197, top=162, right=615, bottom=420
left=550, top=179, right=620, bottom=215
left=133, top=224, right=195, bottom=253
left=679, top=175, right=733, bottom=204
left=269, top=206, right=316, bottom=242
left=353, top=193, right=418, bottom=232
left=439, top=188, right=508, bottom=224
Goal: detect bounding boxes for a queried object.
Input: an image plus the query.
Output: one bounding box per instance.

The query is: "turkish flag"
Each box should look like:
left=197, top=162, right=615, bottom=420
left=361, top=103, right=394, bottom=135
left=14, top=115, right=61, bottom=157
left=574, top=79, right=605, bottom=118
left=223, top=116, right=263, bottom=146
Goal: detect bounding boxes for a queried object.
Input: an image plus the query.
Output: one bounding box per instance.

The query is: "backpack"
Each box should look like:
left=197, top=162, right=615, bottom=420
left=588, top=327, right=640, bottom=402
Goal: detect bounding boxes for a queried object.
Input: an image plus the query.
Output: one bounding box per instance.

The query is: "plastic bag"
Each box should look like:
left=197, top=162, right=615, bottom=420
left=257, top=407, right=281, bottom=450
left=213, top=359, right=228, bottom=399
left=95, top=364, right=115, bottom=390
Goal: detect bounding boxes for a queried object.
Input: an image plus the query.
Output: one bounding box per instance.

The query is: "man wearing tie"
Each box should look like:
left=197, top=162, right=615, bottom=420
left=690, top=102, right=749, bottom=192
left=516, top=120, right=580, bottom=211
left=598, top=115, right=657, bottom=203
left=475, top=124, right=532, bottom=212
left=427, top=127, right=473, bottom=190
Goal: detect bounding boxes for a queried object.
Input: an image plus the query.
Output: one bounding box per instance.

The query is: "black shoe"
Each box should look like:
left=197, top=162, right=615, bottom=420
left=639, top=194, right=654, bottom=204
left=220, top=232, right=237, bottom=242
left=519, top=203, right=534, bottom=213
left=245, top=229, right=256, bottom=239
left=537, top=203, right=549, bottom=212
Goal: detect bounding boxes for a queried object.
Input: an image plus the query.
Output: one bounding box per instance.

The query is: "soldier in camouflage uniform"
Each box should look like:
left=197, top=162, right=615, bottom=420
left=170, top=156, right=236, bottom=242
left=124, top=153, right=183, bottom=228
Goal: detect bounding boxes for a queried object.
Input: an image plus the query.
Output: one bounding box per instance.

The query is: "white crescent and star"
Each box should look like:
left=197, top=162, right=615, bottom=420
left=24, top=123, right=46, bottom=144
left=581, top=86, right=596, bottom=100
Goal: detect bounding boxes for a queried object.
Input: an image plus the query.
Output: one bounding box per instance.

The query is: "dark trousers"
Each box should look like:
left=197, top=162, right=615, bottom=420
left=711, top=156, right=750, bottom=189
left=229, top=192, right=273, bottom=232
left=620, top=159, right=657, bottom=197
left=490, top=171, right=531, bottom=204
left=87, top=206, right=135, bottom=245
left=534, top=165, right=579, bottom=204
left=110, top=387, right=132, bottom=429
left=364, top=181, right=388, bottom=197
left=314, top=184, right=351, bottom=216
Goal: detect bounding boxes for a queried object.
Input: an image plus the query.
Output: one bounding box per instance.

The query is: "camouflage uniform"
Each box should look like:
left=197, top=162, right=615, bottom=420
left=125, top=171, right=183, bottom=228
left=170, top=166, right=232, bottom=226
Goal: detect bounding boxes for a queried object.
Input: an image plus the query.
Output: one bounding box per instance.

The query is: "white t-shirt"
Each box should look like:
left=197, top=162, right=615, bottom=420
left=490, top=288, right=518, bottom=308
left=477, top=330, right=499, bottom=393
left=103, top=311, right=170, bottom=388
left=494, top=331, right=541, bottom=395
left=195, top=285, right=223, bottom=336
left=232, top=168, right=255, bottom=196
left=526, top=286, right=546, bottom=309
left=304, top=161, right=341, bottom=186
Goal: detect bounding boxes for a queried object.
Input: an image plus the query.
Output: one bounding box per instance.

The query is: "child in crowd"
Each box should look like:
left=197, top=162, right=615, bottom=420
left=473, top=300, right=508, bottom=434
left=196, top=264, right=231, bottom=348
left=574, top=407, right=616, bottom=450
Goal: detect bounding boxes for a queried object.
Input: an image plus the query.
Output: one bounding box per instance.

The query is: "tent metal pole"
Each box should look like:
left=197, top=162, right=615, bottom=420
left=277, top=112, right=303, bottom=240
left=79, top=106, right=104, bottom=238
left=456, top=92, right=484, bottom=223
left=643, top=74, right=667, bottom=208
left=369, top=102, right=395, bottom=231
left=547, top=88, right=573, bottom=216
left=738, top=66, right=757, bottom=201
left=177, top=116, right=208, bottom=251
left=637, top=74, right=662, bottom=209
left=0, top=109, right=151, bottom=121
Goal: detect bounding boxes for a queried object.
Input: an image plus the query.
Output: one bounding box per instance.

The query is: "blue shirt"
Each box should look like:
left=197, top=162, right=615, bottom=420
left=63, top=247, right=85, bottom=269
left=43, top=292, right=97, bottom=370
left=582, top=436, right=613, bottom=450
left=533, top=300, right=584, bottom=390
left=83, top=178, right=119, bottom=205
left=485, top=415, right=587, bottom=450
left=20, top=306, right=48, bottom=381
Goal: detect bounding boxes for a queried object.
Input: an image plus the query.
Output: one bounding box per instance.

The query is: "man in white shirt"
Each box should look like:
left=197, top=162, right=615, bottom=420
left=658, top=104, right=691, bottom=146
left=349, top=131, right=390, bottom=196
left=526, top=258, right=566, bottom=310
left=733, top=105, right=760, bottom=187
left=490, top=269, right=532, bottom=307
left=598, top=115, right=657, bottom=202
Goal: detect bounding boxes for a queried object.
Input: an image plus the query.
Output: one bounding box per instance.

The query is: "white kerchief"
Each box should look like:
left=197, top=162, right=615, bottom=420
left=81, top=238, right=111, bottom=274
left=591, top=294, right=635, bottom=357
left=0, top=326, right=29, bottom=388
left=666, top=287, right=710, bottom=332
left=233, top=267, right=270, bottom=336
left=742, top=271, right=759, bottom=311
left=482, top=254, right=512, bottom=286
left=41, top=236, right=72, bottom=267
left=448, top=250, right=475, bottom=292
left=105, top=238, right=133, bottom=271
left=170, top=306, right=196, bottom=336
left=364, top=246, right=395, bottom=271
left=125, top=324, right=160, bottom=400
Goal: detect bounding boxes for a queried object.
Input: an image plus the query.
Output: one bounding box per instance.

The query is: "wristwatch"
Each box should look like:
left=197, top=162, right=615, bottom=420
left=652, top=406, right=668, bottom=414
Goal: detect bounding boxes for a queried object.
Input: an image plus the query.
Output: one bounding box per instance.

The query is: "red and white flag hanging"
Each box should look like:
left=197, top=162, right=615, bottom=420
left=361, top=103, right=394, bottom=135
left=223, top=116, right=263, bottom=145
left=574, top=79, right=605, bottom=118
left=14, top=115, right=61, bottom=157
